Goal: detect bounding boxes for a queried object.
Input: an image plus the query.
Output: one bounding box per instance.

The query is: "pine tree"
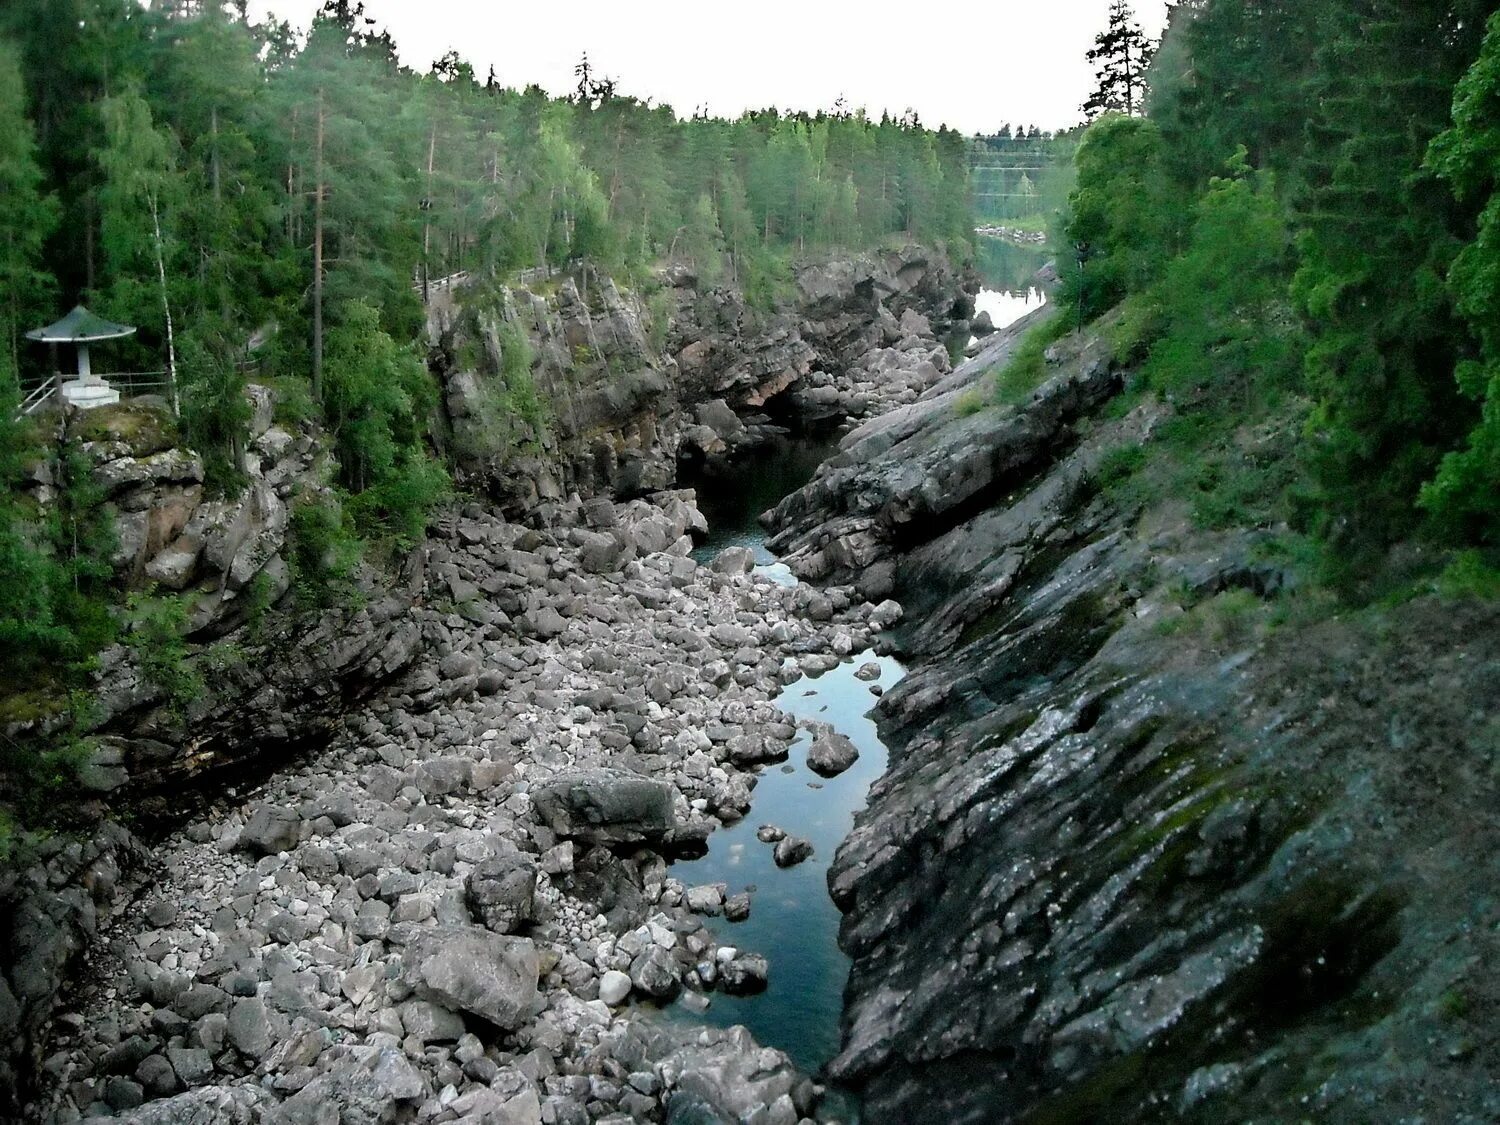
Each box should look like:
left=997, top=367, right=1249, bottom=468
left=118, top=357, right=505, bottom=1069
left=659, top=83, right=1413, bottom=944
left=1294, top=0, right=1490, bottom=552
left=0, top=41, right=58, bottom=379
left=96, top=88, right=185, bottom=413
left=1085, top=0, right=1153, bottom=119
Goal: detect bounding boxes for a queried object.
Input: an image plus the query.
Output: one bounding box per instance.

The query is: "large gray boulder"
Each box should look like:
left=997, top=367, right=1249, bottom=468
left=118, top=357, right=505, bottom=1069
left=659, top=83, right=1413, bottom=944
left=530, top=768, right=676, bottom=847
left=115, top=1085, right=269, bottom=1125
left=400, top=926, right=540, bottom=1031
left=236, top=804, right=300, bottom=856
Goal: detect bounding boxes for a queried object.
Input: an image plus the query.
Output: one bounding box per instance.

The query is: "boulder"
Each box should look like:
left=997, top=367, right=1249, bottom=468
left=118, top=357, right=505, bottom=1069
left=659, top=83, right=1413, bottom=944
left=807, top=730, right=860, bottom=778
left=400, top=926, right=540, bottom=1031
left=599, top=970, right=632, bottom=1006
left=530, top=768, right=675, bottom=847
left=226, top=997, right=276, bottom=1060
left=719, top=954, right=770, bottom=996
left=773, top=836, right=813, bottom=868
left=580, top=529, right=633, bottom=574
left=629, top=945, right=681, bottom=1002
left=684, top=884, right=727, bottom=916
left=465, top=853, right=539, bottom=934
left=710, top=546, right=755, bottom=576
left=695, top=399, right=746, bottom=441
left=236, top=804, right=300, bottom=856
left=114, top=1086, right=269, bottom=1125
left=398, top=998, right=466, bottom=1043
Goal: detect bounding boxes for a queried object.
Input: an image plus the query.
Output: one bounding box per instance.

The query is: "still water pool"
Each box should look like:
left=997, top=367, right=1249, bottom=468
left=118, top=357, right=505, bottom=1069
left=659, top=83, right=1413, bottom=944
left=671, top=439, right=901, bottom=1083
left=663, top=282, right=1044, bottom=1086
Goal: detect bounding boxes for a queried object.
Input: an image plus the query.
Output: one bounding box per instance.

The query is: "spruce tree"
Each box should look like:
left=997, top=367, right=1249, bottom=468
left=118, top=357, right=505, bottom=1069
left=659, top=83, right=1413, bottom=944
left=1084, top=0, right=1153, bottom=119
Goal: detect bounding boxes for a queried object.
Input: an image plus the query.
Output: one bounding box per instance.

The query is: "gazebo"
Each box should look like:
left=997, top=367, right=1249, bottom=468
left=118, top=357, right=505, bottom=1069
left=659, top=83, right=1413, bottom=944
left=25, top=305, right=137, bottom=409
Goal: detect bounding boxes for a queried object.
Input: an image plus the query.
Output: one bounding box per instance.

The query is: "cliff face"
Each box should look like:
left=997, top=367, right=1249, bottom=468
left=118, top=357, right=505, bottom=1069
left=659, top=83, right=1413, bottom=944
left=0, top=245, right=979, bottom=1119
left=6, top=395, right=428, bottom=807
left=766, top=315, right=1500, bottom=1123
left=429, top=243, right=975, bottom=513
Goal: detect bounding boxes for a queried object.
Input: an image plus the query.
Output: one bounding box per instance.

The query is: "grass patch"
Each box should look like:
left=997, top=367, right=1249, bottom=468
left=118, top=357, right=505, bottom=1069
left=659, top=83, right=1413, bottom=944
left=992, top=315, right=1071, bottom=406
left=1434, top=549, right=1500, bottom=601
left=954, top=388, right=989, bottom=417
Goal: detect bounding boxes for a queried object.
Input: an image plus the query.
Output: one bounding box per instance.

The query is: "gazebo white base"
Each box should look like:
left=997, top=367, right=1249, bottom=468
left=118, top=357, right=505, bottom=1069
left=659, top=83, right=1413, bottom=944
left=60, top=378, right=121, bottom=409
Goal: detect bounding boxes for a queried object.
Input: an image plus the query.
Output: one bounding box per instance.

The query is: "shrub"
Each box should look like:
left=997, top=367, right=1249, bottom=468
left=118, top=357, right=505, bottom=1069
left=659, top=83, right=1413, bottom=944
left=288, top=494, right=362, bottom=608
left=125, top=595, right=203, bottom=713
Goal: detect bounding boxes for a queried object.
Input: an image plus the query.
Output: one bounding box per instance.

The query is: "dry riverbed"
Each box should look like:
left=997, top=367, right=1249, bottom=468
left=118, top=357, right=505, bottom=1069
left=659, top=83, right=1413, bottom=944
left=41, top=490, right=903, bottom=1125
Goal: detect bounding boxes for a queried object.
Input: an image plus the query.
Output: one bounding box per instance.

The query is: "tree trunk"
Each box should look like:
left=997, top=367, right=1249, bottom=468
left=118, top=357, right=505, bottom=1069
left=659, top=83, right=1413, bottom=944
left=288, top=106, right=299, bottom=248
left=423, top=121, right=436, bottom=302
left=211, top=105, right=222, bottom=201
left=313, top=89, right=325, bottom=399
left=148, top=191, right=179, bottom=417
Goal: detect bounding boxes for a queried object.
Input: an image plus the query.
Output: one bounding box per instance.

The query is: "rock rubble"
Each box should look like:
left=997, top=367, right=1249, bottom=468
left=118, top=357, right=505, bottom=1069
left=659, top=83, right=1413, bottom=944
left=39, top=490, right=903, bottom=1124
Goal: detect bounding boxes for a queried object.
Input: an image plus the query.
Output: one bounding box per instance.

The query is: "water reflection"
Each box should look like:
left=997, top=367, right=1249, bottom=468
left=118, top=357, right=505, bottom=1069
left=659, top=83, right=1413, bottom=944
left=976, top=285, right=1047, bottom=330
left=974, top=233, right=1052, bottom=334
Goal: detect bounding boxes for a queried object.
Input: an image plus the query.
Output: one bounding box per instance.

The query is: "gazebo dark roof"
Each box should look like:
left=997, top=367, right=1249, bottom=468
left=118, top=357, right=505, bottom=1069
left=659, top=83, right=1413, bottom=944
left=25, top=305, right=137, bottom=344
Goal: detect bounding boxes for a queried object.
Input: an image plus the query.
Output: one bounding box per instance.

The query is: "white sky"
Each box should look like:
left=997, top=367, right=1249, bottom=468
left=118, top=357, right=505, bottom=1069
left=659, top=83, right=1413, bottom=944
left=242, top=0, right=1170, bottom=134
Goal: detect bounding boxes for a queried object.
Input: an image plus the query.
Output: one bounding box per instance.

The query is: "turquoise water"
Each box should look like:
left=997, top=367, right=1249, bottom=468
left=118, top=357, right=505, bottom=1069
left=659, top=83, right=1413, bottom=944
left=672, top=651, right=901, bottom=1074
left=676, top=438, right=904, bottom=1082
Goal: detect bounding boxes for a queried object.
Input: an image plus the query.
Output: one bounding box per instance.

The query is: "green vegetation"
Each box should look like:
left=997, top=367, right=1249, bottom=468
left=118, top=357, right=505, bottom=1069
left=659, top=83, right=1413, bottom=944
left=0, top=1, right=978, bottom=735
left=459, top=319, right=549, bottom=460
left=124, top=594, right=202, bottom=714
left=1049, top=0, right=1500, bottom=598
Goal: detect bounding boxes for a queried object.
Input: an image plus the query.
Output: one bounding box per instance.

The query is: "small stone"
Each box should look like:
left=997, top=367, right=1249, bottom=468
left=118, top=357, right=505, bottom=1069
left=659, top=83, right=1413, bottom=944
left=599, top=970, right=632, bottom=1006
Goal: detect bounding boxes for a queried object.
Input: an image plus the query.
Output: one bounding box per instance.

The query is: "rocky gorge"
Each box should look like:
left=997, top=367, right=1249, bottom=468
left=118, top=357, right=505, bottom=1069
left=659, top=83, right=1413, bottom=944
left=0, top=243, right=971, bottom=1124
left=7, top=236, right=1495, bottom=1125
left=764, top=310, right=1500, bottom=1122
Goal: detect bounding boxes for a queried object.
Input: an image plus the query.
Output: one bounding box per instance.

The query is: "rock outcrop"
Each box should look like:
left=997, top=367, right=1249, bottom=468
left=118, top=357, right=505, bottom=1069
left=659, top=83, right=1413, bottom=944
left=766, top=310, right=1500, bottom=1122
left=431, top=243, right=975, bottom=512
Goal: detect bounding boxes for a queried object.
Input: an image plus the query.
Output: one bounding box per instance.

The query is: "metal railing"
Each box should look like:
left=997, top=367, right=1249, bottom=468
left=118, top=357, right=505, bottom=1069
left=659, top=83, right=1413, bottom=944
left=414, top=270, right=472, bottom=301
left=14, top=360, right=258, bottom=421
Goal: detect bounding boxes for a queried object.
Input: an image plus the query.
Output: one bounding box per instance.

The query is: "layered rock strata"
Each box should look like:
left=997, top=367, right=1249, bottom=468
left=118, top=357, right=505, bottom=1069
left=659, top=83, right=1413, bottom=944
left=765, top=311, right=1500, bottom=1122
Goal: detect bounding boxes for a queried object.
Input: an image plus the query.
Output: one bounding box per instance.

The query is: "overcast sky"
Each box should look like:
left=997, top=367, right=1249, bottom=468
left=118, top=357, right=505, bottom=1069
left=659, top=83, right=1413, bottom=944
left=242, top=1, right=1170, bottom=135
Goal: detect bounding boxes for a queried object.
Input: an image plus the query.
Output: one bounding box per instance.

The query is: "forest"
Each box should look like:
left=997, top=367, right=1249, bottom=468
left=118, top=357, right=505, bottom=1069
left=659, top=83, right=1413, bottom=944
left=1036, top=0, right=1500, bottom=595
left=0, top=0, right=970, bottom=699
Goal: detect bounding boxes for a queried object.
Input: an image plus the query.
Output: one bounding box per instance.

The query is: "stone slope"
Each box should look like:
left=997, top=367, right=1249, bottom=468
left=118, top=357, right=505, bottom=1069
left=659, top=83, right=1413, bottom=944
left=766, top=316, right=1500, bottom=1122
left=33, top=490, right=905, bottom=1123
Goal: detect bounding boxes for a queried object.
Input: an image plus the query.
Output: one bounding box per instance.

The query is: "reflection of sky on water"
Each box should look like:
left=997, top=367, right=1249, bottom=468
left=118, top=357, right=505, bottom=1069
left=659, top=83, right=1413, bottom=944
left=670, top=649, right=903, bottom=1077
left=976, top=285, right=1048, bottom=331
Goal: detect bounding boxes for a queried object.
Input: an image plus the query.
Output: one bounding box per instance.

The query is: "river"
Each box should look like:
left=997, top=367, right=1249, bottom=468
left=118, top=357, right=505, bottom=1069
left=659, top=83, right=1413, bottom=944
left=664, top=264, right=1046, bottom=1090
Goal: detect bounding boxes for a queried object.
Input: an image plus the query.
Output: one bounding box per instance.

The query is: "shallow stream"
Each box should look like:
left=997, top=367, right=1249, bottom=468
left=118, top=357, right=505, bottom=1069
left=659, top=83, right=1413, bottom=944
left=668, top=440, right=901, bottom=1081
left=665, top=279, right=1040, bottom=1091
